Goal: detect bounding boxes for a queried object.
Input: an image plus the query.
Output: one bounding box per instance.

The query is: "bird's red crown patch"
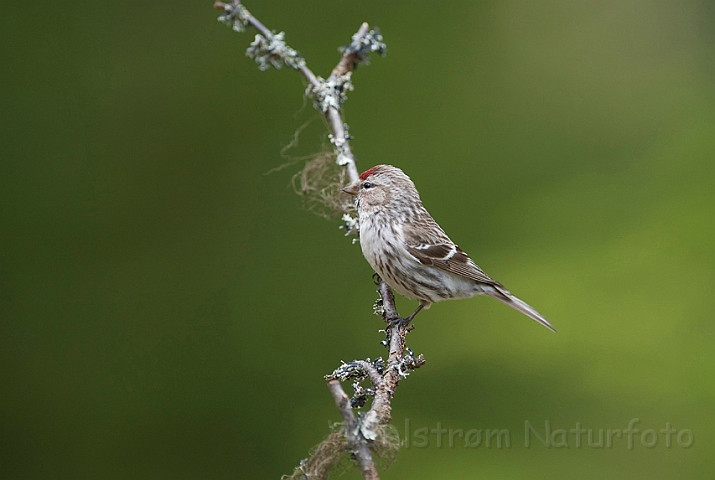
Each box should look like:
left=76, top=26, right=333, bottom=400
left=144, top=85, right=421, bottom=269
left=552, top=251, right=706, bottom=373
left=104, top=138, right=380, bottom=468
left=359, top=166, right=380, bottom=180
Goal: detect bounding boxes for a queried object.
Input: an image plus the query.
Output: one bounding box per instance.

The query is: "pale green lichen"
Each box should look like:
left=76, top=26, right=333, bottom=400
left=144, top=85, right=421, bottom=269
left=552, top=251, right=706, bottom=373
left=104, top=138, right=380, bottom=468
left=340, top=28, right=387, bottom=65
left=341, top=213, right=359, bottom=236
left=247, top=32, right=306, bottom=71
left=217, top=3, right=250, bottom=33
left=306, top=72, right=354, bottom=113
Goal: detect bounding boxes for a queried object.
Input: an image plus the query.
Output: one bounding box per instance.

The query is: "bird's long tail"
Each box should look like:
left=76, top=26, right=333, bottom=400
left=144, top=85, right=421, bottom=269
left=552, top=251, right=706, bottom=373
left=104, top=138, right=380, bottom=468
left=492, top=290, right=557, bottom=333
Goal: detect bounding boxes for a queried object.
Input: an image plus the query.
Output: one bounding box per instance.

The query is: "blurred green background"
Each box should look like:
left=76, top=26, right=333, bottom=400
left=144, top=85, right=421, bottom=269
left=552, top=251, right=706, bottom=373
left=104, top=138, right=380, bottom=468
left=2, top=0, right=714, bottom=478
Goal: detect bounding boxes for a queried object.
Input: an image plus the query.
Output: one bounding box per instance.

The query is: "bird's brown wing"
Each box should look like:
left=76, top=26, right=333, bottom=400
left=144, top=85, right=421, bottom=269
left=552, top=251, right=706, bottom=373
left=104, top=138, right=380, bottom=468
left=402, top=220, right=504, bottom=288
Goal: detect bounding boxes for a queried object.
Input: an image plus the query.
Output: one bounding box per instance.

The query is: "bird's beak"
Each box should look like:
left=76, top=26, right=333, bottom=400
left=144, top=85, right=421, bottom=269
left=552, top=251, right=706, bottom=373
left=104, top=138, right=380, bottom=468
left=341, top=181, right=360, bottom=196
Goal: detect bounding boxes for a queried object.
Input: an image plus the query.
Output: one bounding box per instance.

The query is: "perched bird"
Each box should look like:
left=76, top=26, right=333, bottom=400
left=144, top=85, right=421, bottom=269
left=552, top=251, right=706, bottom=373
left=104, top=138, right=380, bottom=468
left=341, top=164, right=555, bottom=332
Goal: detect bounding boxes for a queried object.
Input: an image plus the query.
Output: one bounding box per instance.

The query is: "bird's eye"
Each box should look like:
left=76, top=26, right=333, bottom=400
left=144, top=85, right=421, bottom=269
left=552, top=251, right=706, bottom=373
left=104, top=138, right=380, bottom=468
left=363, top=182, right=373, bottom=189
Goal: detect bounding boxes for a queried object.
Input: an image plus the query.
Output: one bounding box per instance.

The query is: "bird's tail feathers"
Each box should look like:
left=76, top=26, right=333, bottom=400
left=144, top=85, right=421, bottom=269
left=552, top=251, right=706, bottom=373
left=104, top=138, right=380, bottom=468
left=493, top=290, right=556, bottom=333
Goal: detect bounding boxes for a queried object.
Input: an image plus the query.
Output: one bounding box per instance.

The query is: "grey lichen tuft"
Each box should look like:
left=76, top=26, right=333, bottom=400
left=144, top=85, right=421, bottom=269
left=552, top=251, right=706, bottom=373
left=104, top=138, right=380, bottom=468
left=340, top=28, right=387, bottom=65
left=326, top=359, right=372, bottom=383
left=328, top=133, right=353, bottom=169
left=391, top=348, right=426, bottom=380
left=372, top=296, right=385, bottom=317
left=247, top=32, right=306, bottom=71
left=306, top=72, right=354, bottom=113
left=217, top=2, right=251, bottom=33
left=341, top=213, right=359, bottom=236
left=350, top=381, right=375, bottom=408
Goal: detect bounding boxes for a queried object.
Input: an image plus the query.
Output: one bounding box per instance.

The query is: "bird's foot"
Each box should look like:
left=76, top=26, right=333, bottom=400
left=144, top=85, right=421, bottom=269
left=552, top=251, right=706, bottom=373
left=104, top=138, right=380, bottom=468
left=404, top=303, right=426, bottom=325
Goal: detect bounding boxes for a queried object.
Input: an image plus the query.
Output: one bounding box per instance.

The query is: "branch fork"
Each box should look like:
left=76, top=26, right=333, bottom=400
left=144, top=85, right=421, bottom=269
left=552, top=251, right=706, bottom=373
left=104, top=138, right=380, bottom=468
left=323, top=278, right=425, bottom=479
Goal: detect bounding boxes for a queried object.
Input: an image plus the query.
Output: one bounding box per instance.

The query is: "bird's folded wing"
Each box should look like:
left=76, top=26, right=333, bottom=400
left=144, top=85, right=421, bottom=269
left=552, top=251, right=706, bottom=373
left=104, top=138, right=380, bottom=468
left=403, top=222, right=503, bottom=287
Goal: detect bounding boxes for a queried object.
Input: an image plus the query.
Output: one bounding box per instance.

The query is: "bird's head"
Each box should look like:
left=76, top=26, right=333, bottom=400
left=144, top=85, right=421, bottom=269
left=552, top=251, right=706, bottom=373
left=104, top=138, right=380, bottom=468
left=341, top=164, right=421, bottom=212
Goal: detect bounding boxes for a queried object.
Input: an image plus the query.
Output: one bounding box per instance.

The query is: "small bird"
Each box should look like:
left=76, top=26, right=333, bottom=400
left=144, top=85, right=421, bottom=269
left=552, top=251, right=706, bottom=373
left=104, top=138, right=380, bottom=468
left=342, top=164, right=555, bottom=332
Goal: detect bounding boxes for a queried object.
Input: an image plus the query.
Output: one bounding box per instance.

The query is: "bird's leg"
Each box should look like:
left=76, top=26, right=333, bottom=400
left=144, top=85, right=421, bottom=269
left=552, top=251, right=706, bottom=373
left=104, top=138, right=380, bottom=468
left=404, top=303, right=426, bottom=324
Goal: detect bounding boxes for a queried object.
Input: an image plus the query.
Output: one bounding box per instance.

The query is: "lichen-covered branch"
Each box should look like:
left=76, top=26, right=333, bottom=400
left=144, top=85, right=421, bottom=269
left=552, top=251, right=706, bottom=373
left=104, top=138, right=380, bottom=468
left=214, top=4, right=421, bottom=480
left=368, top=292, right=426, bottom=430
left=330, top=278, right=425, bottom=444
left=288, top=278, right=424, bottom=480
left=215, top=0, right=385, bottom=189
